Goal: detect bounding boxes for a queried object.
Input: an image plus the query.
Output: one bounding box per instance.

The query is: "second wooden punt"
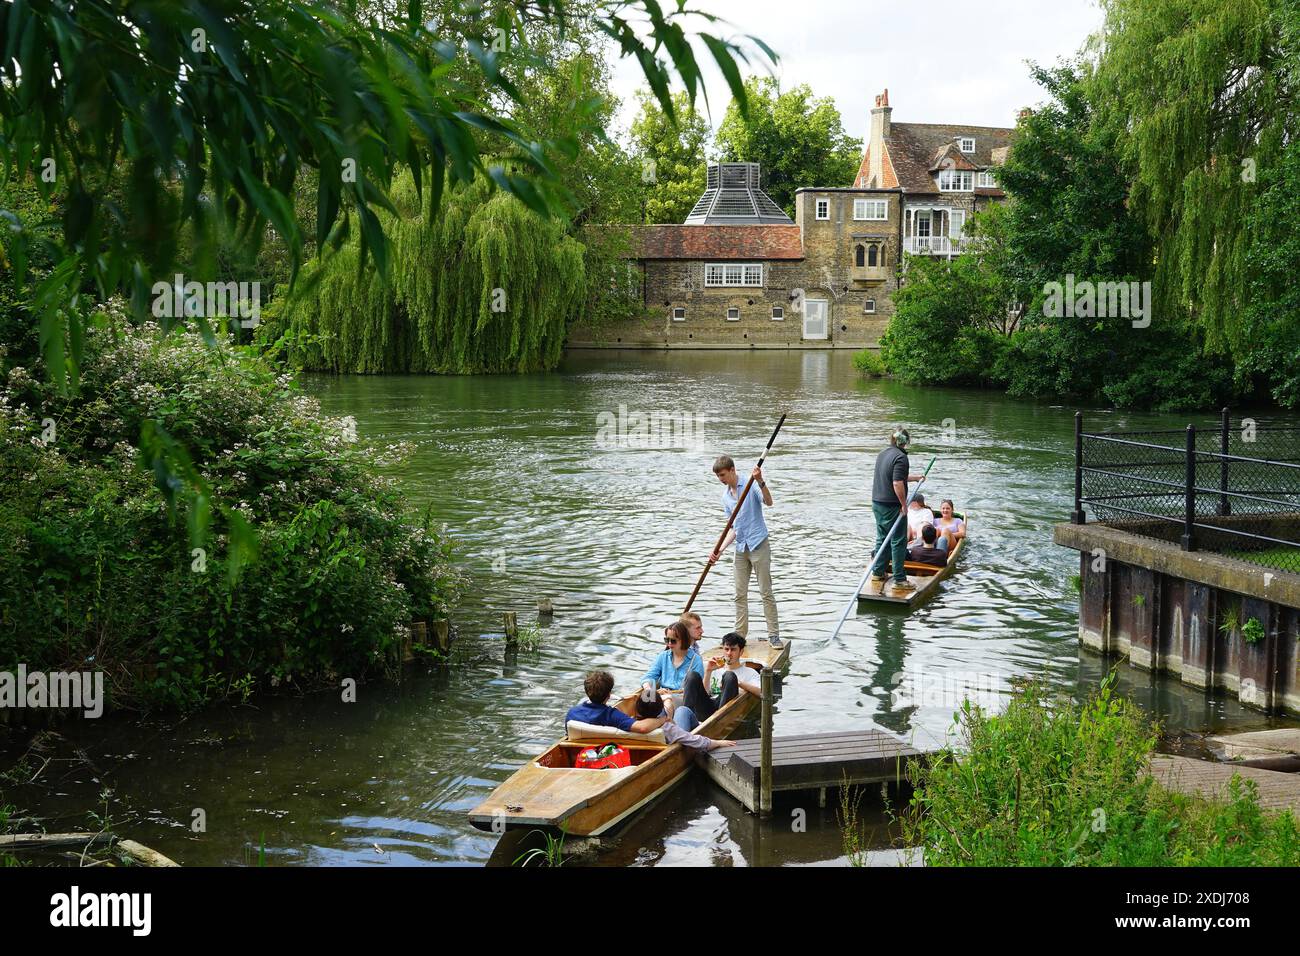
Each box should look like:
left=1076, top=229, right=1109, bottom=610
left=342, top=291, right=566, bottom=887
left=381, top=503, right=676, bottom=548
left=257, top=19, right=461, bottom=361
left=468, top=638, right=790, bottom=838
left=858, top=511, right=970, bottom=609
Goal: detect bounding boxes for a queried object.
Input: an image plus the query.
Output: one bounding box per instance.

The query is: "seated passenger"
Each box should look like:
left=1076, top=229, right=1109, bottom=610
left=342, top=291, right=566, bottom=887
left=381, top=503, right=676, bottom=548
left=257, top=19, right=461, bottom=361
left=934, top=499, right=966, bottom=542
left=635, top=696, right=737, bottom=752
left=674, top=632, right=762, bottom=732
left=566, top=670, right=666, bottom=735
left=909, top=523, right=951, bottom=569
left=906, top=493, right=935, bottom=547
left=641, top=621, right=705, bottom=700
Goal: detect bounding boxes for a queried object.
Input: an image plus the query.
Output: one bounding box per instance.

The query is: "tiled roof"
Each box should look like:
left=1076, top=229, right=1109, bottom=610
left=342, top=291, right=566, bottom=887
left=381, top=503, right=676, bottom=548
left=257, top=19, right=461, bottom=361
left=864, top=122, right=1015, bottom=194
left=853, top=144, right=899, bottom=189
left=634, top=225, right=805, bottom=260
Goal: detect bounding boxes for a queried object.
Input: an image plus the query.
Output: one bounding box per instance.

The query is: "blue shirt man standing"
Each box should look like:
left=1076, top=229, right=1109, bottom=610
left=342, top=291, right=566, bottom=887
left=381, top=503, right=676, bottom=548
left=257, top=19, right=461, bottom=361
left=707, top=455, right=781, bottom=647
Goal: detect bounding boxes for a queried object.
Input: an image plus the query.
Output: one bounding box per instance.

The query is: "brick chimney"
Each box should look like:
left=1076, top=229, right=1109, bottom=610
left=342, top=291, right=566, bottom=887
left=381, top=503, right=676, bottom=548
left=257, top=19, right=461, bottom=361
left=869, top=89, right=892, bottom=187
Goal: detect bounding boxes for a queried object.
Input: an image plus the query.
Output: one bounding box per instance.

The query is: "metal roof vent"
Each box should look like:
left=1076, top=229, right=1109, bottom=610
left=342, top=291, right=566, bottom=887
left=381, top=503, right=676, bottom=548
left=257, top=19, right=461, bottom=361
left=684, top=162, right=793, bottom=225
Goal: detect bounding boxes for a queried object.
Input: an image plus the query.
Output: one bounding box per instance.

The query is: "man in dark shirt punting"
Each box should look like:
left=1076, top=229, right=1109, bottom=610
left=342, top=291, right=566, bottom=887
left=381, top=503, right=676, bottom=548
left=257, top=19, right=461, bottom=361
left=869, top=428, right=924, bottom=592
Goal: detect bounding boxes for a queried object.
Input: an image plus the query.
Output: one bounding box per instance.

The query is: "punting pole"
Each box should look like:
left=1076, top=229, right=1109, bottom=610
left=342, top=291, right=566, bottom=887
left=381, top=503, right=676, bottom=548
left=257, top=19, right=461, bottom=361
left=828, top=456, right=935, bottom=641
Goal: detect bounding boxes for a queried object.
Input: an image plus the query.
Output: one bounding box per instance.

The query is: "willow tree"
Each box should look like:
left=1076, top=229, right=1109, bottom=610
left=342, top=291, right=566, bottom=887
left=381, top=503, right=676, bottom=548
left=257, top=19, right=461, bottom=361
left=1092, top=0, right=1299, bottom=356
left=278, top=173, right=585, bottom=373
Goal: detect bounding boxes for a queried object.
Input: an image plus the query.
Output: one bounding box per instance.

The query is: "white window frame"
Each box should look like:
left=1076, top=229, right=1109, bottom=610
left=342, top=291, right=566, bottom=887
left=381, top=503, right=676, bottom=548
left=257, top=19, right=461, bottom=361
left=816, top=198, right=830, bottom=220
left=771, top=306, right=784, bottom=321
left=672, top=307, right=686, bottom=322
left=863, top=299, right=877, bottom=314
left=959, top=137, right=975, bottom=153
left=977, top=170, right=997, bottom=188
left=938, top=169, right=974, bottom=192
left=705, top=263, right=764, bottom=287
left=950, top=209, right=967, bottom=238
left=853, top=198, right=889, bottom=221
left=726, top=307, right=740, bottom=322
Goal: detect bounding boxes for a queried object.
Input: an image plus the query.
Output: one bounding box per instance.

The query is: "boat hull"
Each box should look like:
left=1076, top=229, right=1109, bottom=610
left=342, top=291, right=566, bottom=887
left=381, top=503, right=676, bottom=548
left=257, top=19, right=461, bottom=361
left=469, top=639, right=790, bottom=837
left=858, top=512, right=970, bottom=608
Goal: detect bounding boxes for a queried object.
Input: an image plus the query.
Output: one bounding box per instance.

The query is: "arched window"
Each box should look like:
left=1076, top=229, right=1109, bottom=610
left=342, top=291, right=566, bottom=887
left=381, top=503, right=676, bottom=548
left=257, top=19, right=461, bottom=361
left=855, top=244, right=865, bottom=267
left=867, top=244, right=879, bottom=267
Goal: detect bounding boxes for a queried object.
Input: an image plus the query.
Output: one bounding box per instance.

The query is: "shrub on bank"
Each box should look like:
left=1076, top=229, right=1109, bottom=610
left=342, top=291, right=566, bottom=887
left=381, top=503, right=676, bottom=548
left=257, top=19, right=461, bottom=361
left=851, top=349, right=886, bottom=377
left=0, top=305, right=460, bottom=710
left=902, top=678, right=1300, bottom=866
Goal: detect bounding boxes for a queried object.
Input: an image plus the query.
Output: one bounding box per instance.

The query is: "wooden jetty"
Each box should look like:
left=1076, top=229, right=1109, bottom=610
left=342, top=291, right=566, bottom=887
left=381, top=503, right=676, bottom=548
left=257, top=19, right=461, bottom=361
left=702, top=729, right=930, bottom=813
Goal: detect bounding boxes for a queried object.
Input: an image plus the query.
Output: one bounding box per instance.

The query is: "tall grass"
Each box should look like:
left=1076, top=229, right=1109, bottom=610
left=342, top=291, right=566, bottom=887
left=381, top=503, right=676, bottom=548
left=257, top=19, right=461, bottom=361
left=901, top=676, right=1300, bottom=866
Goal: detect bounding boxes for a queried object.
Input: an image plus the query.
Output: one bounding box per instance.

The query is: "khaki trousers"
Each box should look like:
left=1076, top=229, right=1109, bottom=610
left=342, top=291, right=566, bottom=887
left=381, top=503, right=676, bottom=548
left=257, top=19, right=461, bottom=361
left=734, top=537, right=779, bottom=640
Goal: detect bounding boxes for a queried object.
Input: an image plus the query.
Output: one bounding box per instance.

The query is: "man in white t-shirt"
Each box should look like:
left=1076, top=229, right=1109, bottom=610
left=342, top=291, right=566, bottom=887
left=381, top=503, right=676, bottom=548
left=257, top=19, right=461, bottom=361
left=675, top=632, right=761, bottom=731
left=906, top=493, right=935, bottom=549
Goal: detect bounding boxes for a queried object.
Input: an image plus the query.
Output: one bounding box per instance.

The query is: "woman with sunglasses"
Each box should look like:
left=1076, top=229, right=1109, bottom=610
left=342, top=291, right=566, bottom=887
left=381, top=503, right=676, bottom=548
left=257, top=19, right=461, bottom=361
left=640, top=621, right=705, bottom=702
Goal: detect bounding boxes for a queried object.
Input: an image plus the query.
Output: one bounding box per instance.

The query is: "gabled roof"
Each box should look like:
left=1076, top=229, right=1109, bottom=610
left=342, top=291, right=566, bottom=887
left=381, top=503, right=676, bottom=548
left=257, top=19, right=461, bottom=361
left=854, top=144, right=899, bottom=189
left=857, top=122, right=1014, bottom=194
left=635, top=225, right=804, bottom=260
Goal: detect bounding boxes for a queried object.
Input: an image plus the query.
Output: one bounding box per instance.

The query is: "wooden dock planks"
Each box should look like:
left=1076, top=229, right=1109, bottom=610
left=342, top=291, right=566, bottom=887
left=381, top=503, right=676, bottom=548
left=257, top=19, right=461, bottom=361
left=703, top=729, right=929, bottom=811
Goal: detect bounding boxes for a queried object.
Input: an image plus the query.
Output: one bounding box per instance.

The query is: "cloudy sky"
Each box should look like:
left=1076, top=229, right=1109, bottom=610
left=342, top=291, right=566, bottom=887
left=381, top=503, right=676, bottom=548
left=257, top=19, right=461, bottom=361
left=606, top=0, right=1105, bottom=140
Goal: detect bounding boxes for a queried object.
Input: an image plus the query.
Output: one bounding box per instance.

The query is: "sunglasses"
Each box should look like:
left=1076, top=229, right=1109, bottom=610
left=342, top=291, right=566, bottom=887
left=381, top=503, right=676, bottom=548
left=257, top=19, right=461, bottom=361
left=664, top=637, right=680, bottom=646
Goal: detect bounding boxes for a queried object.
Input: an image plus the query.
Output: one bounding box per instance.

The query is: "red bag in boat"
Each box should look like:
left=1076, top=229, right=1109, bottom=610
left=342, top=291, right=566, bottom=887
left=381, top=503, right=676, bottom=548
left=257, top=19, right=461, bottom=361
left=574, top=743, right=631, bottom=770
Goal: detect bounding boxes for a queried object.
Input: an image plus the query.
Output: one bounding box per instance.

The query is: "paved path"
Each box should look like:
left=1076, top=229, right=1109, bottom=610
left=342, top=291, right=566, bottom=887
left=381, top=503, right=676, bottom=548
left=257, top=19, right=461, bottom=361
left=1148, top=756, right=1300, bottom=813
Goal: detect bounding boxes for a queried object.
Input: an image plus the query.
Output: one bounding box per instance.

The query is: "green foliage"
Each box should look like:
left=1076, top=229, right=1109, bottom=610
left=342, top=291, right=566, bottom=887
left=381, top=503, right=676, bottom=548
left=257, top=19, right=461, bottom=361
left=1093, top=0, right=1297, bottom=359
left=1242, top=617, right=1266, bottom=645
left=268, top=173, right=586, bottom=373
left=514, top=828, right=567, bottom=866
left=629, top=90, right=711, bottom=224
left=0, top=0, right=774, bottom=382
left=1239, top=139, right=1300, bottom=407
left=0, top=313, right=461, bottom=710
left=902, top=677, right=1300, bottom=865
left=715, top=78, right=862, bottom=216
left=851, top=349, right=885, bottom=377
left=878, top=256, right=1011, bottom=387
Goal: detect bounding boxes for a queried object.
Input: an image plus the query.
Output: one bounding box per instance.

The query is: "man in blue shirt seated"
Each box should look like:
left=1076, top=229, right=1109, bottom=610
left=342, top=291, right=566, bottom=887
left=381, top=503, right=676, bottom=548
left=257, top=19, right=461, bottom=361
left=566, top=671, right=666, bottom=735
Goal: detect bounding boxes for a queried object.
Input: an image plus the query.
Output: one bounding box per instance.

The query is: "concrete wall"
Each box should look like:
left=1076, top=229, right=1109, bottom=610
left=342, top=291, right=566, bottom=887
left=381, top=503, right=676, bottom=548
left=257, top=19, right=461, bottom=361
left=1056, top=521, right=1300, bottom=716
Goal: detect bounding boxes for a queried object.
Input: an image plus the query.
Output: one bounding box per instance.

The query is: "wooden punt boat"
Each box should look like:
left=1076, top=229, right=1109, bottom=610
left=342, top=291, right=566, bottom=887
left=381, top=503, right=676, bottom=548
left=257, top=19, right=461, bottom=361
left=858, top=511, right=969, bottom=609
left=468, top=638, right=790, bottom=838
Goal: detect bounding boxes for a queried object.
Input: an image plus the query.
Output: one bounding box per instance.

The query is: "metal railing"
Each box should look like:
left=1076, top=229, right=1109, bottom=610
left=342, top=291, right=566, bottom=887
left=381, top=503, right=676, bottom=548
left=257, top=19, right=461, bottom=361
left=903, top=236, right=960, bottom=256
left=1072, top=409, right=1300, bottom=574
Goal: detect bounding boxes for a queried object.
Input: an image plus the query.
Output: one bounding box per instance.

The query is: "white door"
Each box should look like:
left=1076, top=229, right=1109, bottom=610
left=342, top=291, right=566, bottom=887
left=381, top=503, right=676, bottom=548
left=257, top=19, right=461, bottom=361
left=803, top=299, right=828, bottom=340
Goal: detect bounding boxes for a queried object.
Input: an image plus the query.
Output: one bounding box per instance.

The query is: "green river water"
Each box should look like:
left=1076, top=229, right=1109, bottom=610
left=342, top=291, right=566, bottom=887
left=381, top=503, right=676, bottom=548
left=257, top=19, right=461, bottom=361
left=5, top=350, right=1293, bottom=866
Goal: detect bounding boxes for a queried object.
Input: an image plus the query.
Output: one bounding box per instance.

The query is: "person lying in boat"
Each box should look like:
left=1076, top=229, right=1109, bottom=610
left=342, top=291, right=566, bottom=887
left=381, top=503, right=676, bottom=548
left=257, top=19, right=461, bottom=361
left=641, top=621, right=705, bottom=701
left=909, top=523, right=952, bottom=569
left=567, top=671, right=667, bottom=735
left=673, top=632, right=761, bottom=732
left=635, top=696, right=737, bottom=752
left=905, top=493, right=935, bottom=547
left=933, top=499, right=966, bottom=542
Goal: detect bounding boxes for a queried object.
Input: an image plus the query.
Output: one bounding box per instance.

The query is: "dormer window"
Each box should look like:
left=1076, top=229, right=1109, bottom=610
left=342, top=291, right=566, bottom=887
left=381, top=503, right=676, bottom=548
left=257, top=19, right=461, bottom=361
left=959, top=137, right=975, bottom=153
left=938, top=169, right=974, bottom=192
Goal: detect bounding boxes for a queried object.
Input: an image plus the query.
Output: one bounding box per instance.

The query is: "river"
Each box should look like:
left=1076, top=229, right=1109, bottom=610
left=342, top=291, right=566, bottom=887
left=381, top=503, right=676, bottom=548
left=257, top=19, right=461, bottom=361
left=3, top=350, right=1291, bottom=865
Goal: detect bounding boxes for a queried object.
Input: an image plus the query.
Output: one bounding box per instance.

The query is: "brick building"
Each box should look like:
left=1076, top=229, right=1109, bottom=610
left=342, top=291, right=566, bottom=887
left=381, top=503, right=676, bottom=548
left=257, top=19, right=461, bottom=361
left=566, top=90, right=1014, bottom=351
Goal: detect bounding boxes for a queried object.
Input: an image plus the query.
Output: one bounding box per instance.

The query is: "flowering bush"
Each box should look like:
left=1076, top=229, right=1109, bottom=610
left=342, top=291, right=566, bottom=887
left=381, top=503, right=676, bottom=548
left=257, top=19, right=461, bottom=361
left=0, top=304, right=460, bottom=710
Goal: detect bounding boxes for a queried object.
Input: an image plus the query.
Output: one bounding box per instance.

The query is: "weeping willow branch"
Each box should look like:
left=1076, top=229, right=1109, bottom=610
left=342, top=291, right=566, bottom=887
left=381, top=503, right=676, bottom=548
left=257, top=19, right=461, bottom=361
left=274, top=172, right=586, bottom=374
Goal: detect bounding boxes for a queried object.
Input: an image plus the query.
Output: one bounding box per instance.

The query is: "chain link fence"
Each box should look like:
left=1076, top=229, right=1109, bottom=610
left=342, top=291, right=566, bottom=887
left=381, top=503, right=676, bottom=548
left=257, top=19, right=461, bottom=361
left=1072, top=411, right=1300, bottom=575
